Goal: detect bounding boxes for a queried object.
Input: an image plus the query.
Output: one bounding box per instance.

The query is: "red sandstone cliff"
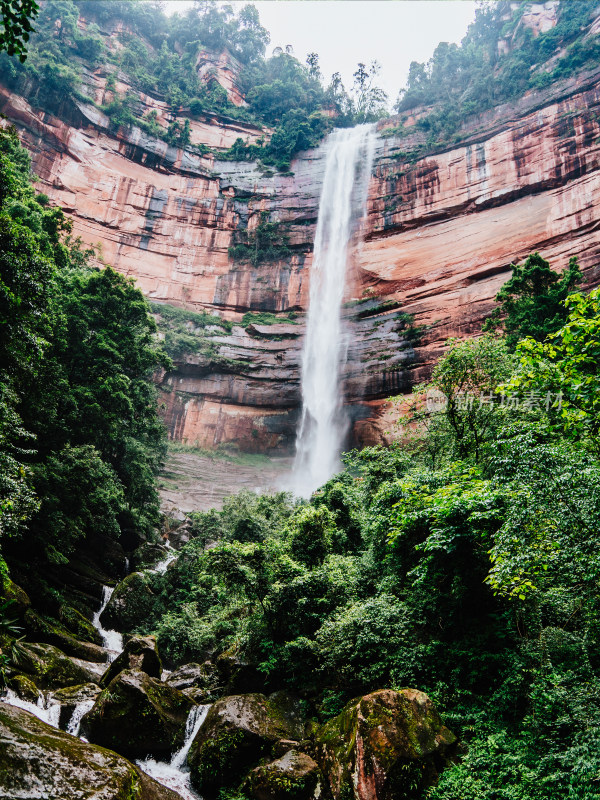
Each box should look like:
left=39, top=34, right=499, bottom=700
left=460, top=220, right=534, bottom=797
left=3, top=8, right=600, bottom=452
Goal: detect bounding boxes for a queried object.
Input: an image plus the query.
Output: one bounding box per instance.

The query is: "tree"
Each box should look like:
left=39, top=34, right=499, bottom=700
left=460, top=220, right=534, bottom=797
left=352, top=60, right=388, bottom=122
left=483, top=252, right=582, bottom=350
left=501, top=287, right=600, bottom=450
left=0, top=0, right=39, bottom=61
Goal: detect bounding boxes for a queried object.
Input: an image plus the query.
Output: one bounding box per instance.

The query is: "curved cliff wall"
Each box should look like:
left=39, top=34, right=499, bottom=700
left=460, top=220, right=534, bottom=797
left=2, top=61, right=600, bottom=451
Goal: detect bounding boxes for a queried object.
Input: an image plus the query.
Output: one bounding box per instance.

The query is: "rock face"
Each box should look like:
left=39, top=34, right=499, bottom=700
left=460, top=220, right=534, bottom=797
left=0, top=702, right=181, bottom=800
left=187, top=692, right=306, bottom=795
left=15, top=641, right=95, bottom=690
left=313, top=689, right=457, bottom=800
left=83, top=669, right=193, bottom=758
left=3, top=9, right=600, bottom=451
left=99, top=635, right=162, bottom=688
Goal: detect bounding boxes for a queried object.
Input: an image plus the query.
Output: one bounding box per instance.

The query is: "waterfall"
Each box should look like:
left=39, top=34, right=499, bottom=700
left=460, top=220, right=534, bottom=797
left=66, top=699, right=96, bottom=736
left=293, top=124, right=375, bottom=496
left=137, top=704, right=210, bottom=799
left=1, top=689, right=61, bottom=728
left=92, top=586, right=123, bottom=662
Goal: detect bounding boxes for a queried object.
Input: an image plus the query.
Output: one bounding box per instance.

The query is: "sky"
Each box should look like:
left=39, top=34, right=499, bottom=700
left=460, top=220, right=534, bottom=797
left=163, top=1, right=478, bottom=106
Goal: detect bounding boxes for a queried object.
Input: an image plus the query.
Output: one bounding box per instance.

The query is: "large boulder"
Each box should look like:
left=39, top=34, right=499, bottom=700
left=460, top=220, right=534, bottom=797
left=14, top=641, right=94, bottom=689
left=243, top=750, right=323, bottom=800
left=100, top=635, right=162, bottom=688
left=82, top=669, right=194, bottom=759
left=313, top=689, right=457, bottom=800
left=0, top=702, right=181, bottom=799
left=188, top=692, right=306, bottom=795
left=99, top=572, right=156, bottom=632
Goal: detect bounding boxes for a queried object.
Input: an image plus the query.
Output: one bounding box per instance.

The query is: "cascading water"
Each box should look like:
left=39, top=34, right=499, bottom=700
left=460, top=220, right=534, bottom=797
left=293, top=124, right=375, bottom=496
left=92, top=586, right=123, bottom=662
left=1, top=688, right=61, bottom=728
left=137, top=704, right=210, bottom=799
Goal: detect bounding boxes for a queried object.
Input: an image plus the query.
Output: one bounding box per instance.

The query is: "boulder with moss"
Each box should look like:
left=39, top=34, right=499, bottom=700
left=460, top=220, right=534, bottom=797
left=132, top=542, right=171, bottom=571
left=82, top=669, right=194, bottom=758
left=99, top=572, right=156, bottom=632
left=100, top=635, right=162, bottom=688
left=23, top=609, right=107, bottom=663
left=14, top=641, right=94, bottom=689
left=6, top=673, right=42, bottom=703
left=243, top=750, right=323, bottom=800
left=188, top=692, right=306, bottom=795
left=0, top=702, right=181, bottom=799
left=313, top=688, right=457, bottom=800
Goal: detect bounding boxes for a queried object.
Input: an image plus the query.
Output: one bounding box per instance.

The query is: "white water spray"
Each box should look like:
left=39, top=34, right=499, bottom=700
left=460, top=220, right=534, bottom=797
left=92, top=586, right=123, bottom=662
left=293, top=124, right=375, bottom=495
left=1, top=688, right=61, bottom=728
left=137, top=704, right=210, bottom=799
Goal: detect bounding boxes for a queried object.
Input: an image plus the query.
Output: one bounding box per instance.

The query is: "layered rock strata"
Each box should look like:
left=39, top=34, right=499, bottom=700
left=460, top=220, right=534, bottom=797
left=3, top=57, right=600, bottom=450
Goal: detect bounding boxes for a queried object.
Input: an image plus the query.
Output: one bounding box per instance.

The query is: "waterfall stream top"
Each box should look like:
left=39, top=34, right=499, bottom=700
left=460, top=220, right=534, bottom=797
left=293, top=124, right=375, bottom=497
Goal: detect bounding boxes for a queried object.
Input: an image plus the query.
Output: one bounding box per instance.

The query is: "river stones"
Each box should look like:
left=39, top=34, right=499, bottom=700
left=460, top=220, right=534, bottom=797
left=99, top=635, right=162, bottom=688
left=82, top=669, right=193, bottom=759
left=187, top=691, right=306, bottom=795
left=99, top=572, right=156, bottom=632
left=243, top=750, right=323, bottom=800
left=0, top=702, right=181, bottom=799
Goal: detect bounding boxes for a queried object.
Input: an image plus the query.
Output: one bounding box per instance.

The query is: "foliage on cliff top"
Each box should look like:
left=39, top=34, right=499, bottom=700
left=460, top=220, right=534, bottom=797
left=0, top=126, right=169, bottom=566
left=395, top=1, right=600, bottom=146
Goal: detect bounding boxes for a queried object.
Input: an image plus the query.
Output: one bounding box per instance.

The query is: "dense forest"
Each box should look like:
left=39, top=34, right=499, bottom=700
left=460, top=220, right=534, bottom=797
left=2, top=1, right=600, bottom=799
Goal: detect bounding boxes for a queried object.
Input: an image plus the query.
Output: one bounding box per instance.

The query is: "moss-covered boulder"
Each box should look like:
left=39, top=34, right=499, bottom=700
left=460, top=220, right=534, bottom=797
left=243, top=750, right=323, bottom=800
left=15, top=641, right=93, bottom=689
left=82, top=669, right=194, bottom=759
left=100, top=635, right=162, bottom=688
left=57, top=603, right=103, bottom=645
left=51, top=682, right=101, bottom=730
left=188, top=692, right=306, bottom=796
left=313, top=689, right=457, bottom=800
left=24, top=609, right=107, bottom=663
left=99, top=572, right=156, bottom=632
left=6, top=673, right=42, bottom=703
left=0, top=702, right=181, bottom=799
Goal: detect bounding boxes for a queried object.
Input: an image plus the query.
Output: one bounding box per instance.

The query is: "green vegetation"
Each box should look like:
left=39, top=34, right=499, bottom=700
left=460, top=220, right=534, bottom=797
left=0, top=125, right=168, bottom=567
left=0, top=0, right=39, bottom=61
left=0, top=1, right=389, bottom=171
left=241, top=311, right=297, bottom=329
left=122, top=255, right=600, bottom=798
left=396, top=1, right=600, bottom=146
left=483, top=253, right=582, bottom=350
left=228, top=212, right=291, bottom=266
left=150, top=302, right=232, bottom=361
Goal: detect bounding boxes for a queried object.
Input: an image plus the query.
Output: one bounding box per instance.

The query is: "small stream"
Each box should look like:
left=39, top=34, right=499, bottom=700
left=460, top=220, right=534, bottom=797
left=137, top=704, right=209, bottom=800
left=1, top=545, right=207, bottom=799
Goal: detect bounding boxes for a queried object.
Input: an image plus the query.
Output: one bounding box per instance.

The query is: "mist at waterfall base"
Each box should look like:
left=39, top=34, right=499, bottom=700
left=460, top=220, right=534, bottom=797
left=292, top=124, right=375, bottom=497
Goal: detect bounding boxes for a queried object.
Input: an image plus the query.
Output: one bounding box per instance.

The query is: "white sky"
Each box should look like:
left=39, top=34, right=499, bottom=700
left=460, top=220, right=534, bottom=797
left=163, top=1, right=478, bottom=106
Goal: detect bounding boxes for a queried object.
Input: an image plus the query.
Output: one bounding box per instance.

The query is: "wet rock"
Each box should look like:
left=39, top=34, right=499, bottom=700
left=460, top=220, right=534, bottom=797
left=0, top=575, right=30, bottom=620
left=188, top=692, right=306, bottom=795
left=0, top=702, right=182, bottom=799
left=15, top=641, right=93, bottom=690
left=243, top=750, right=323, bottom=800
left=99, top=572, right=156, bottom=632
left=24, top=609, right=107, bottom=663
left=51, top=682, right=101, bottom=730
left=83, top=669, right=194, bottom=759
left=132, top=542, right=171, bottom=571
left=100, top=635, right=162, bottom=688
left=313, top=688, right=457, bottom=800
left=165, top=661, right=216, bottom=691
left=6, top=673, right=41, bottom=703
